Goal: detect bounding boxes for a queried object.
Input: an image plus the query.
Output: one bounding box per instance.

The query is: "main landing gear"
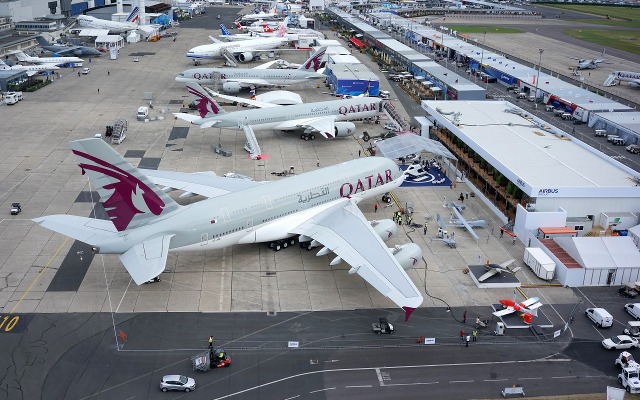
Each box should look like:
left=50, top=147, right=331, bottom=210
left=268, top=237, right=297, bottom=251
left=300, top=133, right=316, bottom=141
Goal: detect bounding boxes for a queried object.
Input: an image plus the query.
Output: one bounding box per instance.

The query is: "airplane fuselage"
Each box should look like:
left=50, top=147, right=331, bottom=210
left=186, top=37, right=288, bottom=60
left=24, top=55, right=83, bottom=64
left=77, top=16, right=137, bottom=34
left=175, top=67, right=324, bottom=85
left=42, top=45, right=102, bottom=56
left=197, top=97, right=384, bottom=131
left=95, top=157, right=404, bottom=254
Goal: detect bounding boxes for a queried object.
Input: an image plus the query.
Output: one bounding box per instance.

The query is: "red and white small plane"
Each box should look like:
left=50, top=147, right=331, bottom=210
left=493, top=296, right=542, bottom=324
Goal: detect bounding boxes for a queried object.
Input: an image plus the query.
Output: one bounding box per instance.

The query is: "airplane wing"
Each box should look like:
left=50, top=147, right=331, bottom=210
left=49, top=46, right=81, bottom=55
left=478, top=268, right=498, bottom=282
left=208, top=35, right=223, bottom=44
left=291, top=199, right=423, bottom=320
left=275, top=116, right=336, bottom=139
left=25, top=70, right=38, bottom=77
left=521, top=297, right=542, bottom=309
left=203, top=88, right=281, bottom=108
left=140, top=170, right=261, bottom=198
left=452, top=206, right=479, bottom=241
left=252, top=60, right=279, bottom=69
left=499, top=259, right=516, bottom=269
left=493, top=307, right=515, bottom=317
left=120, top=235, right=174, bottom=284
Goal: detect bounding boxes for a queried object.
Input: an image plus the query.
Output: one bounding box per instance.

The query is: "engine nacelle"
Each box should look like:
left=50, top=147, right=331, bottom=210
left=334, top=122, right=356, bottom=137
left=370, top=219, right=397, bottom=242
left=391, top=243, right=422, bottom=270
left=222, top=81, right=242, bottom=94
left=238, top=52, right=254, bottom=62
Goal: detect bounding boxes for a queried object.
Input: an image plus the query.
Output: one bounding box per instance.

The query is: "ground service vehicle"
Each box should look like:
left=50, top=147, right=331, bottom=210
left=616, top=351, right=640, bottom=369
left=160, top=375, right=196, bottom=392
left=619, top=367, right=640, bottom=393
left=372, top=318, right=394, bottom=334
left=602, top=335, right=639, bottom=350
left=625, top=303, right=640, bottom=320
left=625, top=322, right=640, bottom=337
left=620, top=284, right=639, bottom=298
left=586, top=307, right=613, bottom=328
left=10, top=203, right=21, bottom=215
left=523, top=248, right=555, bottom=281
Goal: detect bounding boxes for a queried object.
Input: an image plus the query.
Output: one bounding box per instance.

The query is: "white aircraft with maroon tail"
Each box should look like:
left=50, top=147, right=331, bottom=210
left=32, top=138, right=424, bottom=320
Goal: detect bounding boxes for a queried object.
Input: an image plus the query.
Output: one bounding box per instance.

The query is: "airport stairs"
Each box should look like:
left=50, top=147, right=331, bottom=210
left=240, top=121, right=262, bottom=159
left=211, top=71, right=221, bottom=92
left=382, top=101, right=408, bottom=131
left=603, top=73, right=618, bottom=87
left=221, top=48, right=238, bottom=67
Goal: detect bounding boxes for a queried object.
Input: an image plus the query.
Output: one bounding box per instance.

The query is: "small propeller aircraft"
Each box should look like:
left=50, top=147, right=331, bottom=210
left=478, top=259, right=521, bottom=282
left=493, top=296, right=542, bottom=324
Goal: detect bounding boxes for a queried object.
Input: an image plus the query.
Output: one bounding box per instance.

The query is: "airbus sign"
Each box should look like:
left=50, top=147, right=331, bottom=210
left=537, top=188, right=559, bottom=196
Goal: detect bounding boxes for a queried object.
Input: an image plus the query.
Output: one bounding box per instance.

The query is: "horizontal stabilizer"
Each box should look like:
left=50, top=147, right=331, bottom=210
left=32, top=215, right=117, bottom=245
left=120, top=235, right=174, bottom=285
left=173, top=113, right=202, bottom=123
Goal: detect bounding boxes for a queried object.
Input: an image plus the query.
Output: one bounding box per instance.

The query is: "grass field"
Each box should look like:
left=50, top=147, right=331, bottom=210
left=444, top=25, right=524, bottom=34
left=572, top=18, right=639, bottom=28
left=545, top=4, right=640, bottom=22
left=564, top=29, right=640, bottom=55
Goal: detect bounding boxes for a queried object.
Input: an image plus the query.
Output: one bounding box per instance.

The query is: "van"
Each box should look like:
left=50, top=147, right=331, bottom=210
left=7, top=91, right=23, bottom=101
left=595, top=129, right=607, bottom=137
left=545, top=105, right=555, bottom=112
left=626, top=303, right=640, bottom=320
left=517, top=92, right=526, bottom=99
left=3, top=93, right=18, bottom=105
left=379, top=90, right=390, bottom=100
left=528, top=95, right=536, bottom=102
left=608, top=134, right=621, bottom=142
left=137, top=106, right=149, bottom=120
left=585, top=307, right=613, bottom=328
left=554, top=109, right=564, bottom=117
left=612, top=137, right=625, bottom=146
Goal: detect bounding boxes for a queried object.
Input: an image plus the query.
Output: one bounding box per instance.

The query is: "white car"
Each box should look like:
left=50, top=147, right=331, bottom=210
left=625, top=303, right=640, bottom=320
left=81, top=67, right=90, bottom=74
left=602, top=335, right=640, bottom=350
left=160, top=375, right=196, bottom=392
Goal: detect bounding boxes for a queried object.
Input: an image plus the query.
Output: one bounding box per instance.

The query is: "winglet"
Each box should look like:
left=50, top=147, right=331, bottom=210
left=403, top=306, right=416, bottom=321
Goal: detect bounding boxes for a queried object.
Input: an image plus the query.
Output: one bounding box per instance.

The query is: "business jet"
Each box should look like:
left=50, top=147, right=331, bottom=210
left=36, top=36, right=102, bottom=57
left=33, top=138, right=424, bottom=321
left=187, top=23, right=288, bottom=63
left=604, top=71, right=640, bottom=88
left=570, top=49, right=608, bottom=70
left=240, top=3, right=279, bottom=21
left=175, top=46, right=326, bottom=93
left=0, top=59, right=59, bottom=76
left=76, top=7, right=139, bottom=34
left=12, top=50, right=83, bottom=66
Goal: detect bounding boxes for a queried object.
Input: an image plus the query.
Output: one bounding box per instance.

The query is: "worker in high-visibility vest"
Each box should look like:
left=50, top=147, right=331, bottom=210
left=208, top=336, right=214, bottom=348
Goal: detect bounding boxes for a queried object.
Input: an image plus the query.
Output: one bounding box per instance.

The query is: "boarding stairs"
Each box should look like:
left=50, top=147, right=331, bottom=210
left=211, top=71, right=221, bottom=92
left=603, top=73, right=619, bottom=87
left=111, top=119, right=128, bottom=144
left=382, top=101, right=408, bottom=131
left=238, top=118, right=262, bottom=160
left=221, top=48, right=238, bottom=67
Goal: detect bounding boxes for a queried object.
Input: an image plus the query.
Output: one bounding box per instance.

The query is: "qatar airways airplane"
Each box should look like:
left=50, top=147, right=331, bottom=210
left=33, top=139, right=424, bottom=320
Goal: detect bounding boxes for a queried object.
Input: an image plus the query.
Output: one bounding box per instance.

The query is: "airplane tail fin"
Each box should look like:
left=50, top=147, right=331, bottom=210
left=235, top=21, right=245, bottom=30
left=186, top=82, right=226, bottom=118
left=275, top=21, right=287, bottom=38
left=0, top=59, right=7, bottom=67
left=220, top=23, right=231, bottom=36
left=299, top=46, right=326, bottom=72
left=263, top=24, right=273, bottom=33
left=68, top=138, right=180, bottom=232
left=35, top=35, right=51, bottom=46
left=13, top=51, right=28, bottom=61
left=126, top=6, right=140, bottom=23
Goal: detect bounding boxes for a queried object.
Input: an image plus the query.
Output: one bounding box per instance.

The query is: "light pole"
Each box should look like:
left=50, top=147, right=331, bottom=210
left=476, top=30, right=486, bottom=84
left=533, top=48, right=543, bottom=110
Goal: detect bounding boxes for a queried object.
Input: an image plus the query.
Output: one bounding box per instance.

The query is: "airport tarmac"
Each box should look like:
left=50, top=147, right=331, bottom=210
left=0, top=11, right=584, bottom=319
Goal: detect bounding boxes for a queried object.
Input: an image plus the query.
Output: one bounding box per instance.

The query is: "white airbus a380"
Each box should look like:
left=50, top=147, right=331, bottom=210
left=33, top=139, right=424, bottom=320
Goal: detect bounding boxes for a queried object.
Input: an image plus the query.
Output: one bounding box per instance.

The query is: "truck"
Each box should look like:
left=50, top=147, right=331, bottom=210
left=523, top=248, right=556, bottom=281
left=3, top=91, right=22, bottom=105
left=372, top=318, right=394, bottom=334
left=616, top=351, right=640, bottom=393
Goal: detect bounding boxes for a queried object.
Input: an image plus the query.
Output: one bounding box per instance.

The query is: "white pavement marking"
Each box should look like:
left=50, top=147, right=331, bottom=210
left=384, top=382, right=439, bottom=386
left=345, top=385, right=372, bottom=388
left=283, top=396, right=299, bottom=400
left=115, top=278, right=133, bottom=313
left=518, top=377, right=543, bottom=381
left=552, top=376, right=578, bottom=379
left=375, top=368, right=385, bottom=386
left=483, top=379, right=508, bottom=382
left=449, top=380, right=474, bottom=383
left=309, top=388, right=335, bottom=394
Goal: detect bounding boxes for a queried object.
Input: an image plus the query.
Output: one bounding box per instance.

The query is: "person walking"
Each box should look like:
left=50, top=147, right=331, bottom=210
left=316, top=158, right=320, bottom=167
left=463, top=310, right=467, bottom=324
left=472, top=329, right=478, bottom=342
left=374, top=203, right=378, bottom=213
left=97, top=88, right=100, bottom=93
left=423, top=222, right=428, bottom=235
left=107, top=71, right=110, bottom=75
left=208, top=336, right=214, bottom=348
left=459, top=329, right=464, bottom=341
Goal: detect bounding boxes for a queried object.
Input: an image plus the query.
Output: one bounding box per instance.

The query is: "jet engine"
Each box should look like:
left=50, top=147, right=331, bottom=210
left=238, top=52, right=254, bottom=62
left=370, top=219, right=397, bottom=242
left=334, top=122, right=356, bottom=137
left=222, top=81, right=242, bottom=94
left=391, top=244, right=422, bottom=270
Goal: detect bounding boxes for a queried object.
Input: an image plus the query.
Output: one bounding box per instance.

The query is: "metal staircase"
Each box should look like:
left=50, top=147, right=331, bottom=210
left=603, top=73, right=619, bottom=87
left=212, top=71, right=221, bottom=92
left=238, top=118, right=262, bottom=160
left=382, top=101, right=408, bottom=131
left=220, top=48, right=238, bottom=67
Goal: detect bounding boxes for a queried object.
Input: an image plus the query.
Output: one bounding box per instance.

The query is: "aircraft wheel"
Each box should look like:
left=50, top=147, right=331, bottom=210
left=307, top=244, right=313, bottom=251
left=310, top=135, right=315, bottom=140
left=268, top=242, right=275, bottom=249
left=282, top=241, right=288, bottom=249
left=363, top=133, right=370, bottom=141
left=304, top=136, right=309, bottom=141
left=275, top=244, right=281, bottom=251
left=289, top=238, right=296, bottom=246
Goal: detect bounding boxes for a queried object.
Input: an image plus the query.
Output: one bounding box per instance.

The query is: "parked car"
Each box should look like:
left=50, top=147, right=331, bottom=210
left=602, top=335, right=640, bottom=350
left=81, top=67, right=90, bottom=74
left=620, top=284, right=639, bottom=298
left=625, top=303, right=640, bottom=320
left=160, top=375, right=196, bottom=392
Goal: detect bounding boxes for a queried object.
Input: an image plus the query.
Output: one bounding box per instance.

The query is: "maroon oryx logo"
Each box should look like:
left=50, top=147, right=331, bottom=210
left=73, top=150, right=165, bottom=231
left=304, top=49, right=325, bottom=72
left=187, top=85, right=220, bottom=118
